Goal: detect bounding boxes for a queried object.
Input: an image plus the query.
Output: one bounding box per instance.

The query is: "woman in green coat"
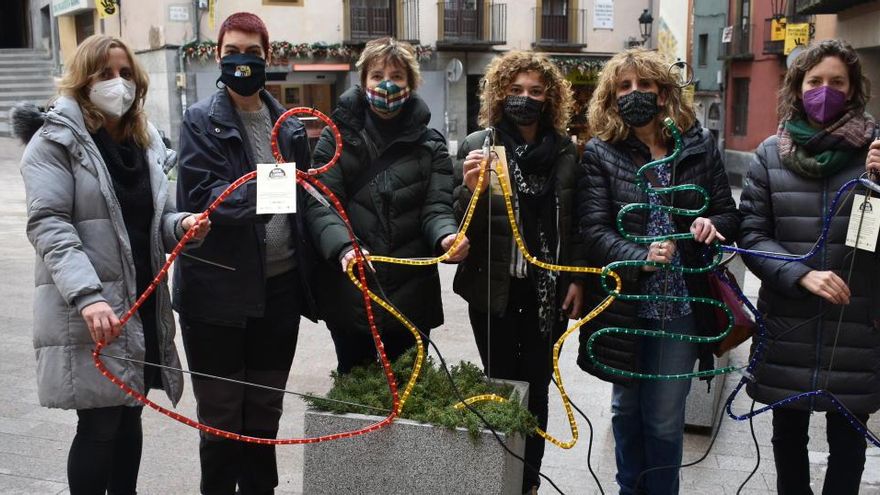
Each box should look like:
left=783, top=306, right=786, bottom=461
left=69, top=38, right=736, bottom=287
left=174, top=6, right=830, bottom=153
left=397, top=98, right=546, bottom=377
left=452, top=51, right=587, bottom=495
left=306, top=37, right=468, bottom=373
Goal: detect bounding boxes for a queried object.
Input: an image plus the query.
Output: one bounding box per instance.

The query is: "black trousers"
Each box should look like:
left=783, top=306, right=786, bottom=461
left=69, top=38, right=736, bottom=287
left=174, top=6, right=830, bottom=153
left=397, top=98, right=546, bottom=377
left=68, top=405, right=144, bottom=495
left=329, top=319, right=430, bottom=374
left=468, top=277, right=565, bottom=493
left=181, top=270, right=301, bottom=495
left=772, top=407, right=870, bottom=495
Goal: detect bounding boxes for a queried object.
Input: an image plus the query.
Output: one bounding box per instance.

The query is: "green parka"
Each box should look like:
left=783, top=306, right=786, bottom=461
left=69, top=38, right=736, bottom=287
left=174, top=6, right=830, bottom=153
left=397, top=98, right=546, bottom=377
left=306, top=86, right=458, bottom=335
left=452, top=128, right=589, bottom=315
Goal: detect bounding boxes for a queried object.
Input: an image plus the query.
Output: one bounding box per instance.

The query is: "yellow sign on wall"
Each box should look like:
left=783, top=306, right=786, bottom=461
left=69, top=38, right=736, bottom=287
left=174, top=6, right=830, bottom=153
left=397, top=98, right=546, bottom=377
left=784, top=23, right=810, bottom=55
left=771, top=18, right=786, bottom=41
left=97, top=0, right=118, bottom=19
left=208, top=0, right=216, bottom=29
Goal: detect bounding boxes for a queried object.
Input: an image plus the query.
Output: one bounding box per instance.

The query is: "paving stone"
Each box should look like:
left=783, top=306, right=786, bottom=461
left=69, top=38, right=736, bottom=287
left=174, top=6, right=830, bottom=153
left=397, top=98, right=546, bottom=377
left=0, top=473, right=66, bottom=495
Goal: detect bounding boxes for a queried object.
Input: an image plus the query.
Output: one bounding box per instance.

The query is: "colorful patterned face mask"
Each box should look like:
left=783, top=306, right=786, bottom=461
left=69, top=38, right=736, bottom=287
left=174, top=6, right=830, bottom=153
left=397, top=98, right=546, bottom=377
left=365, top=80, right=411, bottom=115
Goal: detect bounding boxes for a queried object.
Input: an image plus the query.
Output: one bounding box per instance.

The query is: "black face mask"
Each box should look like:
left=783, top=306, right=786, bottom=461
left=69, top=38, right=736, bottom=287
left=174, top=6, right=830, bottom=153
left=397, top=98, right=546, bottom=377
left=217, top=53, right=266, bottom=97
left=617, top=90, right=660, bottom=128
left=503, top=95, right=544, bottom=126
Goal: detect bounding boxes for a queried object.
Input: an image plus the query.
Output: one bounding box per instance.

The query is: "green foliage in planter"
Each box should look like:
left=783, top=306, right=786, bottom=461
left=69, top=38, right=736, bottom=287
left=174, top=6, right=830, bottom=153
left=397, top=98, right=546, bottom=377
left=305, top=348, right=537, bottom=439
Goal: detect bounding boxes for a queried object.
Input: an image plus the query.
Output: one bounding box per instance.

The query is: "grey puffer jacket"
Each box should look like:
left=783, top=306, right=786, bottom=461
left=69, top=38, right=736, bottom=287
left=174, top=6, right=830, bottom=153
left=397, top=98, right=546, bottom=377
left=740, top=134, right=880, bottom=414
left=17, top=97, right=186, bottom=410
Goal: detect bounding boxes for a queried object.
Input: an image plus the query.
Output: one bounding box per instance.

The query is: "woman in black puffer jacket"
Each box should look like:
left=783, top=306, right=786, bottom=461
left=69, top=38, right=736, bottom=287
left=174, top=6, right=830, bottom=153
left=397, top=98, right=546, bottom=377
left=576, top=48, right=739, bottom=495
left=305, top=38, right=468, bottom=374
left=452, top=51, right=587, bottom=495
left=739, top=39, right=880, bottom=495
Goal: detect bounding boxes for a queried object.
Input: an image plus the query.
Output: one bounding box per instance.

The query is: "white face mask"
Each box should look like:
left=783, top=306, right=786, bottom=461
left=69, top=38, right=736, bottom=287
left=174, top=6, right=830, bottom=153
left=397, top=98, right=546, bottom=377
left=89, top=77, right=136, bottom=118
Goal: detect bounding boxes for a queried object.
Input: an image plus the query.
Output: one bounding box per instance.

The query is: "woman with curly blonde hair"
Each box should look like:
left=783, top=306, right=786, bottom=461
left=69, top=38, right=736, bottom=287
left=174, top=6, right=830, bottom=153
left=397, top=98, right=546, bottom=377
left=575, top=48, right=739, bottom=494
left=452, top=50, right=586, bottom=495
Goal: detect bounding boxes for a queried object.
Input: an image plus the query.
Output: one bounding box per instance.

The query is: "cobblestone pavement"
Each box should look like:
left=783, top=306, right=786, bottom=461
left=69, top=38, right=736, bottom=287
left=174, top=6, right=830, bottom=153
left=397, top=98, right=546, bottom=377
left=1, top=136, right=878, bottom=494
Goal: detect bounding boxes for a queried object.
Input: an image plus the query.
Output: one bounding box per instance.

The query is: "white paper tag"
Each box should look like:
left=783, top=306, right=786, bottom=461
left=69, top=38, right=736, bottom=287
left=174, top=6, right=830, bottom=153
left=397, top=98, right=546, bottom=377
left=845, top=194, right=879, bottom=252
left=256, top=162, right=297, bottom=214
left=489, top=146, right=512, bottom=196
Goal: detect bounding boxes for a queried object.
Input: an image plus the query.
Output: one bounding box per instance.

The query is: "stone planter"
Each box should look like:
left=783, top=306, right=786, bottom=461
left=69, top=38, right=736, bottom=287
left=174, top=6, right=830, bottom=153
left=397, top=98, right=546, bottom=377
left=302, top=379, right=529, bottom=495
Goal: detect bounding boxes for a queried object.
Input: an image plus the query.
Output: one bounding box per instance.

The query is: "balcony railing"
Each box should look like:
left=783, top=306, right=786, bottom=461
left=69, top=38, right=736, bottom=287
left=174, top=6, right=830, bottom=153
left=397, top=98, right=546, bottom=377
left=763, top=18, right=784, bottom=55
left=718, top=24, right=753, bottom=60
left=345, top=0, right=419, bottom=44
left=349, top=3, right=393, bottom=42
left=437, top=1, right=506, bottom=49
left=531, top=8, right=586, bottom=50
left=795, top=0, right=874, bottom=15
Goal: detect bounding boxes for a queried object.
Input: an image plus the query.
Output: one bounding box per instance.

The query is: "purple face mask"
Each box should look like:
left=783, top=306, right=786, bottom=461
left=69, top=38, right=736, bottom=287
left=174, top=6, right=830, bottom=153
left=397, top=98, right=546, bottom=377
left=802, top=85, right=847, bottom=125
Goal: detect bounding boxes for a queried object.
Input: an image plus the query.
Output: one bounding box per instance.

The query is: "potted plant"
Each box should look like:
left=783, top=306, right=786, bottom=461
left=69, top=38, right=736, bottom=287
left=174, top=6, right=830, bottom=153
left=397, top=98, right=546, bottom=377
left=302, top=348, right=536, bottom=495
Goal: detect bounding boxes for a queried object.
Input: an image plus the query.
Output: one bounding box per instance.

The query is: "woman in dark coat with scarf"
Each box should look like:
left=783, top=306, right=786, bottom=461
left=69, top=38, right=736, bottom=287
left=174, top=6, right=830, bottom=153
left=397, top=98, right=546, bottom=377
left=576, top=48, right=740, bottom=494
left=738, top=39, right=880, bottom=495
left=305, top=37, right=468, bottom=373
left=452, top=51, right=586, bottom=495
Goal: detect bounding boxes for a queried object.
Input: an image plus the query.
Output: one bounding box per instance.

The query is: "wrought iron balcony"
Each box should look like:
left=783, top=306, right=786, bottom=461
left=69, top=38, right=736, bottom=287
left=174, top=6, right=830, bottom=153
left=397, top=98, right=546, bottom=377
left=795, top=0, right=875, bottom=15
left=531, top=8, right=587, bottom=51
left=436, top=0, right=506, bottom=50
left=345, top=0, right=419, bottom=45
left=718, top=24, right=753, bottom=60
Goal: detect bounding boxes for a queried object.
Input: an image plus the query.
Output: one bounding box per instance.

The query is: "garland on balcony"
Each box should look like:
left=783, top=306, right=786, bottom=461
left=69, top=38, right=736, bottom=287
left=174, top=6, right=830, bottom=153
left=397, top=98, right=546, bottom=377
left=550, top=56, right=606, bottom=77
left=181, top=40, right=434, bottom=65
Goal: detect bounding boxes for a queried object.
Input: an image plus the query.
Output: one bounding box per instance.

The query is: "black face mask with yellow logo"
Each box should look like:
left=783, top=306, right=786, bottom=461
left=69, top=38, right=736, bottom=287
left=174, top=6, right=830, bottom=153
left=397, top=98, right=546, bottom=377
left=217, top=53, right=266, bottom=97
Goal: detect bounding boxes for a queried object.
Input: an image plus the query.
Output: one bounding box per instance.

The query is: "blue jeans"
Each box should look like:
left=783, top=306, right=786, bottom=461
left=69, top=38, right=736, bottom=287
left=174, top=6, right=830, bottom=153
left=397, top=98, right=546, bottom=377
left=611, top=314, right=699, bottom=495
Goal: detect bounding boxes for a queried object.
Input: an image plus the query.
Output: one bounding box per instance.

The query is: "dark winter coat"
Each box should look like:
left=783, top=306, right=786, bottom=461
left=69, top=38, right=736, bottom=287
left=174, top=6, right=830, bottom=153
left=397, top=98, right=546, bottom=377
left=576, top=125, right=740, bottom=385
left=305, top=86, right=458, bottom=336
left=740, top=134, right=880, bottom=414
left=452, top=128, right=589, bottom=315
left=173, top=89, right=316, bottom=326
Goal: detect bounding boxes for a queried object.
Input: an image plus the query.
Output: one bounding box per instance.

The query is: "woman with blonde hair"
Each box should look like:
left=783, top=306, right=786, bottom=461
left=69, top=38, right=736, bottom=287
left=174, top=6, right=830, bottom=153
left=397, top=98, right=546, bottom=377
left=306, top=37, right=467, bottom=373
left=575, top=48, right=739, bottom=494
left=452, top=50, right=586, bottom=495
left=14, top=34, right=208, bottom=493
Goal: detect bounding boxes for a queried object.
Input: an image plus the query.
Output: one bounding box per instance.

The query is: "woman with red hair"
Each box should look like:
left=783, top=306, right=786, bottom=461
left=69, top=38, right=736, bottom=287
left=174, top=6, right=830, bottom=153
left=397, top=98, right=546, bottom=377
left=175, top=12, right=316, bottom=494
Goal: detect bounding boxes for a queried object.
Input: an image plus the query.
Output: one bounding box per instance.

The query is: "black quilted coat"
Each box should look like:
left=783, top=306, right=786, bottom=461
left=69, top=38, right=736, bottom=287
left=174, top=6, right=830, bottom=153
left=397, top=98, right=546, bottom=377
left=451, top=128, right=589, bottom=315
left=305, top=86, right=458, bottom=336
left=740, top=134, right=880, bottom=414
left=575, top=124, right=740, bottom=385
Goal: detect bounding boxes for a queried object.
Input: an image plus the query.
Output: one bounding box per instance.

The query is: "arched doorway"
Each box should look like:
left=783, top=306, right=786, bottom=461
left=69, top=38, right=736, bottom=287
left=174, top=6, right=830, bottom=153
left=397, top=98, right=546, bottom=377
left=0, top=0, right=30, bottom=48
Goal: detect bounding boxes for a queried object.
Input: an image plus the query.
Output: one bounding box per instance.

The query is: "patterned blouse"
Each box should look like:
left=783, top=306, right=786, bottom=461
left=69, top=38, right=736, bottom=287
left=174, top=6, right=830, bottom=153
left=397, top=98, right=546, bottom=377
left=637, top=161, right=693, bottom=320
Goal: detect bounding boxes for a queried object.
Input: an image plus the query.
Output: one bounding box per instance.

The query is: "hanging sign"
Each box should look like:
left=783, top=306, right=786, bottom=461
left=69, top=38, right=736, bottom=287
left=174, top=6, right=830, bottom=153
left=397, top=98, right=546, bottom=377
left=97, top=0, right=118, bottom=19
left=784, top=22, right=810, bottom=55
left=721, top=26, right=733, bottom=43
left=770, top=18, right=786, bottom=41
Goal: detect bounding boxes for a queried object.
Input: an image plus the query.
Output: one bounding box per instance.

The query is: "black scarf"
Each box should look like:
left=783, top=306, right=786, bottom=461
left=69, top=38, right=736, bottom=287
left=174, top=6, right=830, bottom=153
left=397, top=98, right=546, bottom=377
left=496, top=119, right=562, bottom=333
left=91, top=128, right=162, bottom=389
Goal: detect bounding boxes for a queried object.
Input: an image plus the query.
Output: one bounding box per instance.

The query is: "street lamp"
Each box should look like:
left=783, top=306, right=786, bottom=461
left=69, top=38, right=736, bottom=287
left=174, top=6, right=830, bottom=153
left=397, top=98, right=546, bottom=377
left=639, top=9, right=654, bottom=46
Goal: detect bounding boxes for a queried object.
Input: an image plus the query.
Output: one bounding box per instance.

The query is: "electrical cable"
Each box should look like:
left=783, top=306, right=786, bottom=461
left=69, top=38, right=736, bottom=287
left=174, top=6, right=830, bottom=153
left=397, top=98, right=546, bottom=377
left=367, top=278, right=569, bottom=495
left=551, top=376, right=605, bottom=495
left=735, top=401, right=760, bottom=495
